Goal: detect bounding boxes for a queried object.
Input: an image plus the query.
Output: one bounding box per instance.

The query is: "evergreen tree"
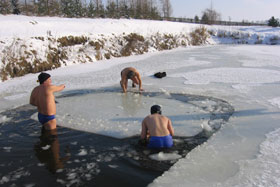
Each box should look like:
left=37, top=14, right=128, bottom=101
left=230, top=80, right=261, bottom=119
left=48, top=0, right=60, bottom=16
left=268, top=16, right=279, bottom=27
left=73, top=0, right=83, bottom=17
left=119, top=0, right=129, bottom=18
left=106, top=0, right=118, bottom=18
left=201, top=13, right=209, bottom=24
left=135, top=0, right=142, bottom=19
left=150, top=6, right=160, bottom=20
left=194, top=15, right=200, bottom=23
left=37, top=0, right=48, bottom=15
left=11, top=0, right=21, bottom=15
left=201, top=8, right=221, bottom=25
left=93, top=0, right=105, bottom=17
left=0, top=0, right=11, bottom=14
left=87, top=0, right=95, bottom=17
left=61, top=0, right=76, bottom=17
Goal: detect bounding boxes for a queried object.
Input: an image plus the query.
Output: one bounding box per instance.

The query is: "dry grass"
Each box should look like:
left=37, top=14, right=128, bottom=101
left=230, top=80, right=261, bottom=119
left=89, top=40, right=104, bottom=50
left=0, top=42, right=69, bottom=81
left=190, top=27, right=209, bottom=45
left=0, top=30, right=213, bottom=81
left=121, top=33, right=148, bottom=56
left=57, top=35, right=89, bottom=47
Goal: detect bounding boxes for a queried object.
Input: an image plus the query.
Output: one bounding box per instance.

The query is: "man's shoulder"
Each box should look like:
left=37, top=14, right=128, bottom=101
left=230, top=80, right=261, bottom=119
left=143, top=115, right=153, bottom=121
left=159, top=115, right=170, bottom=121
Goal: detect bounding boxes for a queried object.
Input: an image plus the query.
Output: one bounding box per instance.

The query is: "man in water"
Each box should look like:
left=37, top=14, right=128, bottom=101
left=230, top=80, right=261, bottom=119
left=141, top=105, right=174, bottom=148
left=120, top=67, right=143, bottom=93
left=30, top=72, right=65, bottom=130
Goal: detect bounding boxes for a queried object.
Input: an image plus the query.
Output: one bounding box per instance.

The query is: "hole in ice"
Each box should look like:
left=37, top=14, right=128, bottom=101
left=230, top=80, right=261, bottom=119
left=0, top=89, right=234, bottom=186
left=55, top=88, right=234, bottom=139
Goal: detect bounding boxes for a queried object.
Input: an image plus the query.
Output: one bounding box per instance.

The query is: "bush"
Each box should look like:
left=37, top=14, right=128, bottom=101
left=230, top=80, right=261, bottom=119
left=190, top=27, right=209, bottom=45
left=121, top=33, right=147, bottom=56
left=57, top=36, right=89, bottom=47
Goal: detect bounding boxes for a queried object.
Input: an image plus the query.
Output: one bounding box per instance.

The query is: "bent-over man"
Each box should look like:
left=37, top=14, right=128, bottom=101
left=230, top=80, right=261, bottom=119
left=120, top=67, right=143, bottom=93
left=30, top=72, right=65, bottom=130
left=141, top=105, right=174, bottom=148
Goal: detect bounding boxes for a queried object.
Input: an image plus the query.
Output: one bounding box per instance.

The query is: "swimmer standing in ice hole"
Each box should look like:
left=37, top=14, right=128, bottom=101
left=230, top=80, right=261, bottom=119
left=141, top=105, right=175, bottom=149
left=120, top=67, right=144, bottom=93
left=30, top=72, right=65, bottom=130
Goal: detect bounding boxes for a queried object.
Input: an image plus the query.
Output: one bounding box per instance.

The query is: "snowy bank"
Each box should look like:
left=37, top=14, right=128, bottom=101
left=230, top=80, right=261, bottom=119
left=1, top=15, right=280, bottom=81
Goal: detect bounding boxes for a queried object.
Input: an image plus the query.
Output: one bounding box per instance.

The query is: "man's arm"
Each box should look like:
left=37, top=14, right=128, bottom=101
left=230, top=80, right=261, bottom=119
left=120, top=74, right=128, bottom=93
left=141, top=120, right=148, bottom=139
left=50, top=84, right=65, bottom=93
left=167, top=118, right=174, bottom=136
left=136, top=73, right=143, bottom=91
left=29, top=89, right=37, bottom=106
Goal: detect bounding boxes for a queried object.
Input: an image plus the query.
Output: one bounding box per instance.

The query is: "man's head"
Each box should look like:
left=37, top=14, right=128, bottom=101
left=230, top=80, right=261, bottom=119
left=127, top=71, right=135, bottom=79
left=38, top=72, right=51, bottom=84
left=151, top=105, right=162, bottom=115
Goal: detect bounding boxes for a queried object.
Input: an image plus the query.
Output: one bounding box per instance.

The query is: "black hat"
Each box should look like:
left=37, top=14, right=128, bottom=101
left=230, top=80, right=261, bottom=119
left=151, top=105, right=162, bottom=115
left=38, top=72, right=50, bottom=84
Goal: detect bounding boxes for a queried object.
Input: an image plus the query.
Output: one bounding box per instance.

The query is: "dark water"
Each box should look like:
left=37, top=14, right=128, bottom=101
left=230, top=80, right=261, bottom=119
left=0, top=91, right=234, bottom=187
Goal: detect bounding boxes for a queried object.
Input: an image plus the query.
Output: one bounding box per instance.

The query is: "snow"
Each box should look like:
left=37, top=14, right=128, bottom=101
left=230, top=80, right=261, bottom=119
left=1, top=15, right=280, bottom=187
left=173, top=68, right=280, bottom=85
left=149, top=152, right=182, bottom=161
left=0, top=15, right=197, bottom=38
left=269, top=97, right=280, bottom=108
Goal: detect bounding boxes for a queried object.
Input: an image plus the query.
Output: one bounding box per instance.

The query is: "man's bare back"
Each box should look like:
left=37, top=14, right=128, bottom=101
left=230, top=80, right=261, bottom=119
left=141, top=114, right=174, bottom=138
left=141, top=105, right=174, bottom=148
left=30, top=73, right=65, bottom=130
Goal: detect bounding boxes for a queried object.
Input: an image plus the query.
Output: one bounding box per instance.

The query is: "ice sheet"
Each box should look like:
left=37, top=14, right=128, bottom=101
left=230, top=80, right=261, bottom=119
left=1, top=45, right=280, bottom=187
left=54, top=91, right=215, bottom=138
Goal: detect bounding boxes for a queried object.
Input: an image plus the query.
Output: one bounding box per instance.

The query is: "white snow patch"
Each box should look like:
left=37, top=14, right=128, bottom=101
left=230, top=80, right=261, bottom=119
left=177, top=68, right=280, bottom=85
left=268, top=97, right=280, bottom=109
left=149, top=152, right=182, bottom=161
left=0, top=115, right=11, bottom=123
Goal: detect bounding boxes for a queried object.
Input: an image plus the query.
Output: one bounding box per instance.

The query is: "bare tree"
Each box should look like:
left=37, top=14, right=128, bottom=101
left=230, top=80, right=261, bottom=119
left=160, top=0, right=172, bottom=18
left=201, top=1, right=221, bottom=25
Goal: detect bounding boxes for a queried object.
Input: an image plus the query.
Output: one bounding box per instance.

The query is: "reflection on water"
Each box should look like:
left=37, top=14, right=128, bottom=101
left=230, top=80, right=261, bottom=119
left=34, top=127, right=70, bottom=174
left=0, top=89, right=234, bottom=187
left=121, top=92, right=143, bottom=116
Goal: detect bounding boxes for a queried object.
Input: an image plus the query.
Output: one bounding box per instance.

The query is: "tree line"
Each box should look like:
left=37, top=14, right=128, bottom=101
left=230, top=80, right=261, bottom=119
left=1, top=0, right=278, bottom=27
left=0, top=0, right=173, bottom=20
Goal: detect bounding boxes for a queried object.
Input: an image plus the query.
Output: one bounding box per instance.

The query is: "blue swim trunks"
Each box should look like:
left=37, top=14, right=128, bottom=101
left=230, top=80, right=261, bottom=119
left=148, top=135, right=173, bottom=149
left=38, top=113, right=55, bottom=125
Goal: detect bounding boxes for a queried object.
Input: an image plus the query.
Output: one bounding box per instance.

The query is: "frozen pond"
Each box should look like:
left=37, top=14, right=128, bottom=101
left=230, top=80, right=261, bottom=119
left=1, top=45, right=280, bottom=186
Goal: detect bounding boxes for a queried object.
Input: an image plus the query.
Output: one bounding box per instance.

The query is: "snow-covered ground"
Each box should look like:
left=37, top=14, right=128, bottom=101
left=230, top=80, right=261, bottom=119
left=1, top=15, right=280, bottom=186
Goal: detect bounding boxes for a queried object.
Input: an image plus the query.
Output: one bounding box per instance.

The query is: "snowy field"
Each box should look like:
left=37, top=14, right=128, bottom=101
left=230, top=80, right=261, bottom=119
left=1, top=15, right=280, bottom=186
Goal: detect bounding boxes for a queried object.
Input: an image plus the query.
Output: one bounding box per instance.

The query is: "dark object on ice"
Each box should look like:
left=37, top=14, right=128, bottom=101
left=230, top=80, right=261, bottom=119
left=154, top=72, right=166, bottom=78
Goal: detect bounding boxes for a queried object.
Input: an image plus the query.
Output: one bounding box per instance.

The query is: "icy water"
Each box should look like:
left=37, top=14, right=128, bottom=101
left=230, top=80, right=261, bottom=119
left=0, top=90, right=234, bottom=187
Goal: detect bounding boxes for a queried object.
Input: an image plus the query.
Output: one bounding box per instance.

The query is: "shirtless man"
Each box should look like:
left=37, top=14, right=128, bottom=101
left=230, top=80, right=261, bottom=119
left=141, top=105, right=174, bottom=148
left=30, top=72, right=65, bottom=130
left=120, top=67, right=143, bottom=93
